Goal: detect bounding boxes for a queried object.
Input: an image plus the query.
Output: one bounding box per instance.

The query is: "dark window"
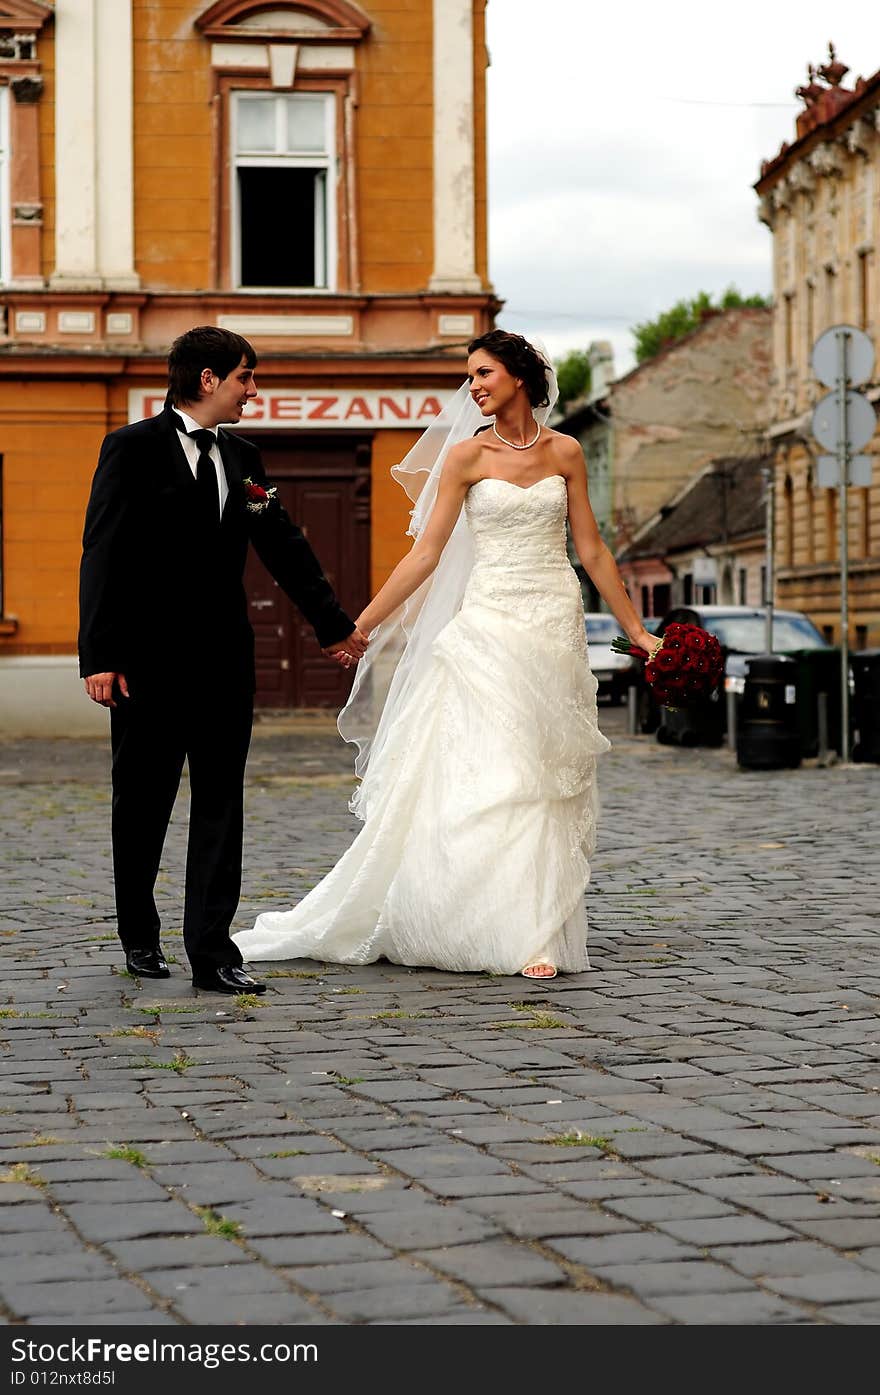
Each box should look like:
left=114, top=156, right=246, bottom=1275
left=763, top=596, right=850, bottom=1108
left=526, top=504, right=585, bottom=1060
left=239, top=167, right=325, bottom=288
left=234, top=92, right=333, bottom=290
left=652, top=583, right=670, bottom=614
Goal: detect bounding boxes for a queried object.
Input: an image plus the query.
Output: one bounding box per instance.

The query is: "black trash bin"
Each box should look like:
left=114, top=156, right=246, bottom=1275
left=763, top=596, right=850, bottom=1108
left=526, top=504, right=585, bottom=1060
left=656, top=688, right=724, bottom=747
left=736, top=654, right=800, bottom=770
left=852, top=649, right=880, bottom=764
left=791, top=647, right=843, bottom=757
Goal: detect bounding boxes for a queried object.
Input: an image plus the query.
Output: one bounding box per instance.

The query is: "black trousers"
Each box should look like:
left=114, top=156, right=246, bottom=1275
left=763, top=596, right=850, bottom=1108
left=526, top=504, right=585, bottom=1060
left=109, top=679, right=253, bottom=976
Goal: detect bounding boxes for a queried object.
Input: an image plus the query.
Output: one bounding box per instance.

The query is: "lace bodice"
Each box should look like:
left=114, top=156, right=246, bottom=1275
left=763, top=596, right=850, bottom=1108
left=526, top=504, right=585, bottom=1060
left=465, top=474, right=570, bottom=570
left=462, top=473, right=581, bottom=639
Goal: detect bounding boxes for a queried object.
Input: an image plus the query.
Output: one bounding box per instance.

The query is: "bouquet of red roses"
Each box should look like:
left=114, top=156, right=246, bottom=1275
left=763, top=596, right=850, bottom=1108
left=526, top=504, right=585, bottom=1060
left=611, top=622, right=724, bottom=709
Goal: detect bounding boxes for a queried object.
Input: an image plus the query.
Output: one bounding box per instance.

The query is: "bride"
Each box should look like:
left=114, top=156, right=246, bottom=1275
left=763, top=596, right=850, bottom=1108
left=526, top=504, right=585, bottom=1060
left=233, top=331, right=657, bottom=980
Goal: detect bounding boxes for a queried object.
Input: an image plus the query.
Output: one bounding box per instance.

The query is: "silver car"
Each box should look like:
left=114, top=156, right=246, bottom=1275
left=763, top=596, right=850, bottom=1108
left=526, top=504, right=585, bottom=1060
left=584, top=612, right=639, bottom=704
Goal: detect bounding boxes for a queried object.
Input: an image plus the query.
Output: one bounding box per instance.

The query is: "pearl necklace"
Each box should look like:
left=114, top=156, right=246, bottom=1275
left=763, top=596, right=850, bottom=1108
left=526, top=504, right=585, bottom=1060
left=493, top=420, right=541, bottom=450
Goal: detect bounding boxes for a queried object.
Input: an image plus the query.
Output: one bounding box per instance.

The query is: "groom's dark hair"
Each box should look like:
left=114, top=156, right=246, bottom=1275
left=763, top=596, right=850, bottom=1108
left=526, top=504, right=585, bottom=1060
left=167, top=326, right=257, bottom=405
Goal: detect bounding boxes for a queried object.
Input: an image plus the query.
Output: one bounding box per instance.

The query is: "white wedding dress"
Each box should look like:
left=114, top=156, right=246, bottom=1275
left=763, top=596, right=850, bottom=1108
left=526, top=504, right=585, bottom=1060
left=233, top=473, right=610, bottom=976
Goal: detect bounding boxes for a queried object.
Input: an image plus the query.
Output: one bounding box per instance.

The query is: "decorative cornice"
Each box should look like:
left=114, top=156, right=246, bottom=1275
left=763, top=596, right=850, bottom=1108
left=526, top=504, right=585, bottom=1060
left=847, top=116, right=874, bottom=156
left=807, top=140, right=844, bottom=178
left=757, top=193, right=775, bottom=229
left=195, top=1, right=371, bottom=43
left=787, top=160, right=817, bottom=196
left=12, top=202, right=42, bottom=223
left=10, top=73, right=42, bottom=102
left=0, top=1, right=53, bottom=32
left=771, top=176, right=792, bottom=212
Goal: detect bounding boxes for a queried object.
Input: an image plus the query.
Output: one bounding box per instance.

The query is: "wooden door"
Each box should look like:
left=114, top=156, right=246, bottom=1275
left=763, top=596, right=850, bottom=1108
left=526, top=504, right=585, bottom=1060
left=243, top=436, right=371, bottom=708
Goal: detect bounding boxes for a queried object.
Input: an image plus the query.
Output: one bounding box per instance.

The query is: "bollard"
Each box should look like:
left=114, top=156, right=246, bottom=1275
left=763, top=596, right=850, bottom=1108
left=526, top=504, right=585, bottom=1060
left=817, top=691, right=831, bottom=766
left=627, top=683, right=638, bottom=735
left=726, top=689, right=737, bottom=752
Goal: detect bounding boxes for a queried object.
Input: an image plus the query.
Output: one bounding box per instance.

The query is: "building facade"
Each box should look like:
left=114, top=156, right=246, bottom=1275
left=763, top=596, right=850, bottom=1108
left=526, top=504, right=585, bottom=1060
left=755, top=46, right=880, bottom=647
left=618, top=453, right=769, bottom=618
left=0, top=0, right=496, bottom=731
left=558, top=307, right=772, bottom=609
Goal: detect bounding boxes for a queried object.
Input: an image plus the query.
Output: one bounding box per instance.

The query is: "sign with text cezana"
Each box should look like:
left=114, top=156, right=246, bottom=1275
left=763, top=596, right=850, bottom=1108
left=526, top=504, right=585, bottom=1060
left=128, top=387, right=457, bottom=428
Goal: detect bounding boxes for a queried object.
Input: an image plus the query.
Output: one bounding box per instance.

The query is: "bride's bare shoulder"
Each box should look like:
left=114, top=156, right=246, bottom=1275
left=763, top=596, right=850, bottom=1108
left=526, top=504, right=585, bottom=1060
left=543, top=427, right=585, bottom=472
left=444, top=435, right=487, bottom=482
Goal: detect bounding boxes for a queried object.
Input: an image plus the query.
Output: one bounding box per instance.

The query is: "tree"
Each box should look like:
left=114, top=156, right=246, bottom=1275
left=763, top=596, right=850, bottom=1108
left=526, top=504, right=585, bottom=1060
left=632, top=286, right=771, bottom=364
left=555, top=349, right=592, bottom=407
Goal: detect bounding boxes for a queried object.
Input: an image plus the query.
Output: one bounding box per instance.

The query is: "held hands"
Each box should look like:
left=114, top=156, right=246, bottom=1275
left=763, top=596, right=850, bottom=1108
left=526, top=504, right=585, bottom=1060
left=322, top=626, right=370, bottom=669
left=84, top=672, right=129, bottom=708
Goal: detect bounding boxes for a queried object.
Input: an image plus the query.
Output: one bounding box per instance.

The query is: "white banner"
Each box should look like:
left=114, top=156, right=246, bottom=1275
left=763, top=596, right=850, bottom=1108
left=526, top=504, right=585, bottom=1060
left=128, top=387, right=457, bottom=429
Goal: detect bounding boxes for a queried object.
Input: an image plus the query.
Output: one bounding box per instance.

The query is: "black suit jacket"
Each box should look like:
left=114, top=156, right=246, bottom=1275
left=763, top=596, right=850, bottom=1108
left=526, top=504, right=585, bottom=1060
left=78, top=405, right=354, bottom=689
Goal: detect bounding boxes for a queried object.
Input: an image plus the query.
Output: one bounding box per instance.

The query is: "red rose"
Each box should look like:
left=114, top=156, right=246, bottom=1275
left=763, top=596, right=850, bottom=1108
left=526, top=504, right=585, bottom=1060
left=644, top=621, right=723, bottom=708
left=246, top=482, right=269, bottom=502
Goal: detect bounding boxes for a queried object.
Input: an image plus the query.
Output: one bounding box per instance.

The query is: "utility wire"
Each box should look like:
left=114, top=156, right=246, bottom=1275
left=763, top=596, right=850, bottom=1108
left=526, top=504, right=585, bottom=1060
left=653, top=96, right=799, bottom=109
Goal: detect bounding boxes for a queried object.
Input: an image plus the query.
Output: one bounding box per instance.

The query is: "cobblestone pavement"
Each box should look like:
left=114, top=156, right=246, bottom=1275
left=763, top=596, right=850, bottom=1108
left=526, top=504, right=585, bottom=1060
left=1, top=707, right=879, bottom=1327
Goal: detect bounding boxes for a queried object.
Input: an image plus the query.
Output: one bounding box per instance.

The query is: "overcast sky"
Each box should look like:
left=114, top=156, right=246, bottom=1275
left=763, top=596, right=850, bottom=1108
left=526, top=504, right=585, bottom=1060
left=485, top=0, right=878, bottom=375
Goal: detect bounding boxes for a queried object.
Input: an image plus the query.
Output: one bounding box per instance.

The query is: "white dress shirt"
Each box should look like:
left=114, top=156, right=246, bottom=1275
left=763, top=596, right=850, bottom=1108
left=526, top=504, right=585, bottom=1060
left=173, top=408, right=229, bottom=520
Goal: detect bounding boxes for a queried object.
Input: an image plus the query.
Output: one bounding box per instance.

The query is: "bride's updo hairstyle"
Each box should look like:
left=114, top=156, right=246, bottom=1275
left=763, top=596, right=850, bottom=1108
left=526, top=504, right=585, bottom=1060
left=467, top=330, right=551, bottom=409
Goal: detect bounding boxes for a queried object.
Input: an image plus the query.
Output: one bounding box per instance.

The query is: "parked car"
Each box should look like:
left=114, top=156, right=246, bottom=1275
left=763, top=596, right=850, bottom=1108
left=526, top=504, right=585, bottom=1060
left=635, top=605, right=831, bottom=734
left=584, top=612, right=645, bottom=704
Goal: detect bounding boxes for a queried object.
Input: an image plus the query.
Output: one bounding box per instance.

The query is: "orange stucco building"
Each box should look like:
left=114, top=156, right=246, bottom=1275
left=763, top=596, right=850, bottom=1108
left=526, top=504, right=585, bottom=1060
left=0, top=0, right=496, bottom=730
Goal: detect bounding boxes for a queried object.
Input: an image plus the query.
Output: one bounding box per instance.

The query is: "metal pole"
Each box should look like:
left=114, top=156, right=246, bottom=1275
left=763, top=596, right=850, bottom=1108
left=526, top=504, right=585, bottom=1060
left=837, top=329, right=850, bottom=762
left=726, top=689, right=737, bottom=751
left=763, top=462, right=775, bottom=653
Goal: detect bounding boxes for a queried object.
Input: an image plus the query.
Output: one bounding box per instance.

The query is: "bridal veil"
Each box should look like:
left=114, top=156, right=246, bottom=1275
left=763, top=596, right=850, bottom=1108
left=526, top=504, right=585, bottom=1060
left=338, top=342, right=560, bottom=819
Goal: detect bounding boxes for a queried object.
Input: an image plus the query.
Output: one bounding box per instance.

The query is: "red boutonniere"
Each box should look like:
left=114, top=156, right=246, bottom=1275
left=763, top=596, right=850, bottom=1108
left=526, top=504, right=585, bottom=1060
left=242, top=477, right=278, bottom=514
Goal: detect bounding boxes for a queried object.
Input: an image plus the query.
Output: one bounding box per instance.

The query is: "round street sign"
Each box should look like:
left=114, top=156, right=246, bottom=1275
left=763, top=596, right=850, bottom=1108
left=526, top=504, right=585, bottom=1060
left=811, top=389, right=878, bottom=452
left=812, top=324, right=875, bottom=388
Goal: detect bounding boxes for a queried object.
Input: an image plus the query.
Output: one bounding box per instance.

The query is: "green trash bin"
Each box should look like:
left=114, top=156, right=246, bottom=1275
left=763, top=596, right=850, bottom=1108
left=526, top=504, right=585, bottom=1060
left=736, top=654, right=801, bottom=770
left=790, top=647, right=843, bottom=757
left=852, top=649, right=880, bottom=763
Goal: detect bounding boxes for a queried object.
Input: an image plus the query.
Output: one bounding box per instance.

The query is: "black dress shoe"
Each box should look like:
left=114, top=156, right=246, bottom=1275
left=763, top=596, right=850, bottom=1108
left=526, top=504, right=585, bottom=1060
left=191, top=965, right=267, bottom=995
left=125, top=947, right=170, bottom=979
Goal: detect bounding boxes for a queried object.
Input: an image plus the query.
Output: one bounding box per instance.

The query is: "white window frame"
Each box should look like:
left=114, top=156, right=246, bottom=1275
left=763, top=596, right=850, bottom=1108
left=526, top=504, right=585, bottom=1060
left=232, top=91, right=336, bottom=294
left=0, top=88, right=10, bottom=286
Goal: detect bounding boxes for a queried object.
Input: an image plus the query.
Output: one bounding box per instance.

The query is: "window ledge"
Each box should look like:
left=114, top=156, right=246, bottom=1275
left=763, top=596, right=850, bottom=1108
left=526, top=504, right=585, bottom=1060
left=0, top=617, right=19, bottom=636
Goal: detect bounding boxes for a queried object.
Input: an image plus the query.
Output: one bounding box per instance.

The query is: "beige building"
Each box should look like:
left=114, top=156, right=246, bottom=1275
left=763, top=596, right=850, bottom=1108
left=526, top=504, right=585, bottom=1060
left=755, top=46, right=880, bottom=646
left=559, top=308, right=772, bottom=589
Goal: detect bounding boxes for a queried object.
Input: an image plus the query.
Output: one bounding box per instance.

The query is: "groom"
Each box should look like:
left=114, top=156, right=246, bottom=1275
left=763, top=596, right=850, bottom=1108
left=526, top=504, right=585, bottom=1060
left=78, top=326, right=367, bottom=994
